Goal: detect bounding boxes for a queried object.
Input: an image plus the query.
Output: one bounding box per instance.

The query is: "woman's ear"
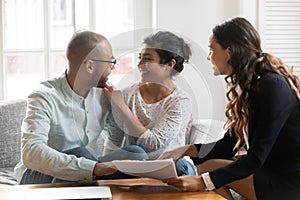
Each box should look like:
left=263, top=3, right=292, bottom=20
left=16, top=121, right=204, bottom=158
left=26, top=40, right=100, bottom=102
left=168, top=58, right=176, bottom=69
left=226, top=46, right=231, bottom=61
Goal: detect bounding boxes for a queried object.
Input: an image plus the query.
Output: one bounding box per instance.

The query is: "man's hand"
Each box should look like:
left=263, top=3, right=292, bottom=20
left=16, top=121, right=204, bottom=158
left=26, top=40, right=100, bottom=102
left=93, top=162, right=117, bottom=177
left=163, top=175, right=206, bottom=192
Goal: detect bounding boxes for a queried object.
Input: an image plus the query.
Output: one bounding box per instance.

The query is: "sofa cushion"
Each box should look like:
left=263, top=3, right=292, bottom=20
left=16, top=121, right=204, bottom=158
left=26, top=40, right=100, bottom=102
left=0, top=99, right=27, bottom=168
left=187, top=119, right=225, bottom=144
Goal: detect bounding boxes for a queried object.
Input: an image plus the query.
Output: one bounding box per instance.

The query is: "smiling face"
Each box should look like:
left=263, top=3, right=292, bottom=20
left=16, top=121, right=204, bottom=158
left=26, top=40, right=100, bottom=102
left=207, top=34, right=233, bottom=76
left=137, top=46, right=171, bottom=84
left=87, top=41, right=115, bottom=88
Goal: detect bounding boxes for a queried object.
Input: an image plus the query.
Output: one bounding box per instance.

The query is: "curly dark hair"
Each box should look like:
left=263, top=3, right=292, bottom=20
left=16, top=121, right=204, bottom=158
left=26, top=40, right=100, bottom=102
left=212, top=17, right=300, bottom=150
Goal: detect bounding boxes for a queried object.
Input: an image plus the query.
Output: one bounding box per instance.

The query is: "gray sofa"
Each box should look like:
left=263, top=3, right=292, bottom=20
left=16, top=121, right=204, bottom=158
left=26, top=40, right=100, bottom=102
left=0, top=99, right=27, bottom=185
left=0, top=99, right=224, bottom=186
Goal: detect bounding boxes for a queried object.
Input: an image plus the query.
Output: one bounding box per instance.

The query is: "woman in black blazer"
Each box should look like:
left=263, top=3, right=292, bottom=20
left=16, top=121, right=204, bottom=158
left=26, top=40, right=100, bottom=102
left=159, top=17, right=300, bottom=200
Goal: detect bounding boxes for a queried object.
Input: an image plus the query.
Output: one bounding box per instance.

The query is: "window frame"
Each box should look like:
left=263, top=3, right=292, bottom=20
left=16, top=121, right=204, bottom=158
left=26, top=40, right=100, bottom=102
left=259, top=0, right=300, bottom=76
left=0, top=0, right=153, bottom=100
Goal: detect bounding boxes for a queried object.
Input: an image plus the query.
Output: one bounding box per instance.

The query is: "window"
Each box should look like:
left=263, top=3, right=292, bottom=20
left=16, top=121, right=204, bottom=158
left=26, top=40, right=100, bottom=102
left=0, top=0, right=151, bottom=100
left=259, top=0, right=300, bottom=76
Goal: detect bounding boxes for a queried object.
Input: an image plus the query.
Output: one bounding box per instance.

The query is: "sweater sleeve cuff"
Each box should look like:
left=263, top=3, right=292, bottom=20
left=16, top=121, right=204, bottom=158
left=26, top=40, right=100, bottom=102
left=201, top=172, right=215, bottom=191
left=136, top=129, right=151, bottom=144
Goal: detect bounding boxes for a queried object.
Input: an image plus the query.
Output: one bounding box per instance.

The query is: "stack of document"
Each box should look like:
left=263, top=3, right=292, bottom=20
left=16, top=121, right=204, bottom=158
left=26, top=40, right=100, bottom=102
left=112, top=158, right=177, bottom=180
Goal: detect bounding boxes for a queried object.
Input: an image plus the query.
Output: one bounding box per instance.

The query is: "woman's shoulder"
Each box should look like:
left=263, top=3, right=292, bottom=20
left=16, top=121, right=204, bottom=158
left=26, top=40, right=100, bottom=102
left=256, top=71, right=289, bottom=89
left=174, top=87, right=191, bottom=98
left=121, top=83, right=138, bottom=92
left=260, top=71, right=288, bottom=82
left=121, top=83, right=139, bottom=98
left=254, top=72, right=294, bottom=98
left=171, top=87, right=192, bottom=104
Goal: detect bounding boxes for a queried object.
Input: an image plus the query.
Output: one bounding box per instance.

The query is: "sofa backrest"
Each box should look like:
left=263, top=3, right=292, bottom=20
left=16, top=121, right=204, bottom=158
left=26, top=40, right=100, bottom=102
left=0, top=99, right=27, bottom=168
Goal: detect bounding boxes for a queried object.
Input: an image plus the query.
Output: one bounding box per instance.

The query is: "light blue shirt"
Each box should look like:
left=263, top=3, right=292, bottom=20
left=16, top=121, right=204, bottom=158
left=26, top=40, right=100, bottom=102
left=14, top=72, right=110, bottom=183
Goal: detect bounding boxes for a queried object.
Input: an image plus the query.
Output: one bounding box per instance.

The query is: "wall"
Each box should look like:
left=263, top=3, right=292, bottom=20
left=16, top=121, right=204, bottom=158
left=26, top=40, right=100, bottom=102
left=110, top=0, right=258, bottom=121
left=152, top=0, right=258, bottom=120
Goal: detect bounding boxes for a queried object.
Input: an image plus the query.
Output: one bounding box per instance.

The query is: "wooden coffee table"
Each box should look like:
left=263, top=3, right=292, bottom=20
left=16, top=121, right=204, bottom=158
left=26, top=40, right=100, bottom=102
left=1, top=178, right=225, bottom=200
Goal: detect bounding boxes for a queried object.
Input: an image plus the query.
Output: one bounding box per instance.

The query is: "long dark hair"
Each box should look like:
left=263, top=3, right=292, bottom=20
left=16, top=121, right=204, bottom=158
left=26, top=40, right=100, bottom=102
left=143, top=31, right=192, bottom=76
left=213, top=17, right=300, bottom=150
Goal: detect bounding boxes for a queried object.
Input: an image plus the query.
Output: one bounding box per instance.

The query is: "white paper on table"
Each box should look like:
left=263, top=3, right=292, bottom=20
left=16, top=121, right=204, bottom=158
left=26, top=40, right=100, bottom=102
left=10, top=186, right=112, bottom=200
left=112, top=158, right=178, bottom=180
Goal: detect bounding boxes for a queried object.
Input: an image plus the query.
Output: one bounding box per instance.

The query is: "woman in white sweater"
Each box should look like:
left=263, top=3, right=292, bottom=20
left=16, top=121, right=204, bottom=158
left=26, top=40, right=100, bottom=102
left=103, top=31, right=195, bottom=176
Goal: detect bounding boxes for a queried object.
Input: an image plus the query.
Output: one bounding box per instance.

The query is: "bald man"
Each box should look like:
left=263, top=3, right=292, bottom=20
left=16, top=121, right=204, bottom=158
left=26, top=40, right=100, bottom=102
left=15, top=31, right=147, bottom=184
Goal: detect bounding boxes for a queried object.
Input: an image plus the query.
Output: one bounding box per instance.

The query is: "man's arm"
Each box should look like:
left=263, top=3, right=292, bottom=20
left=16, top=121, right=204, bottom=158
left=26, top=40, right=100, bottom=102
left=21, top=92, right=96, bottom=181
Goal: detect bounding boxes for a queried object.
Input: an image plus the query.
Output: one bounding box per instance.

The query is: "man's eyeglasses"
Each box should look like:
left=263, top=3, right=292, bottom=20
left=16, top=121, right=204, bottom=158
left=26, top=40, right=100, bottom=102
left=90, top=59, right=116, bottom=66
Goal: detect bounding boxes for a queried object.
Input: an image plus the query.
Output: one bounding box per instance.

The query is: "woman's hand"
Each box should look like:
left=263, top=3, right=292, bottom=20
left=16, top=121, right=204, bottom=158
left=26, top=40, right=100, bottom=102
left=103, top=84, right=114, bottom=102
left=186, top=115, right=193, bottom=133
left=104, top=85, right=146, bottom=138
left=93, top=162, right=117, bottom=177
left=158, top=144, right=198, bottom=163
left=103, top=85, right=126, bottom=110
left=163, top=175, right=206, bottom=192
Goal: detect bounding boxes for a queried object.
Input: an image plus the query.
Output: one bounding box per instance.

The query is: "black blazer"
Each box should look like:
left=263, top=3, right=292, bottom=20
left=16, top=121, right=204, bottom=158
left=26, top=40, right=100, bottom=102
left=193, top=72, right=300, bottom=189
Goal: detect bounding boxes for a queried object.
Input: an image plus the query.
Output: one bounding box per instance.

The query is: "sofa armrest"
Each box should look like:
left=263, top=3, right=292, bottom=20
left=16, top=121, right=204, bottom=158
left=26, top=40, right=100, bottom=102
left=0, top=99, right=27, bottom=168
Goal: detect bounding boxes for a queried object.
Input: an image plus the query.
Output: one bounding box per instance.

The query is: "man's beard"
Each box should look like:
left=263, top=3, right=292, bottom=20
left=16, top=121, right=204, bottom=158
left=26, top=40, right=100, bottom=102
left=97, top=78, right=107, bottom=88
